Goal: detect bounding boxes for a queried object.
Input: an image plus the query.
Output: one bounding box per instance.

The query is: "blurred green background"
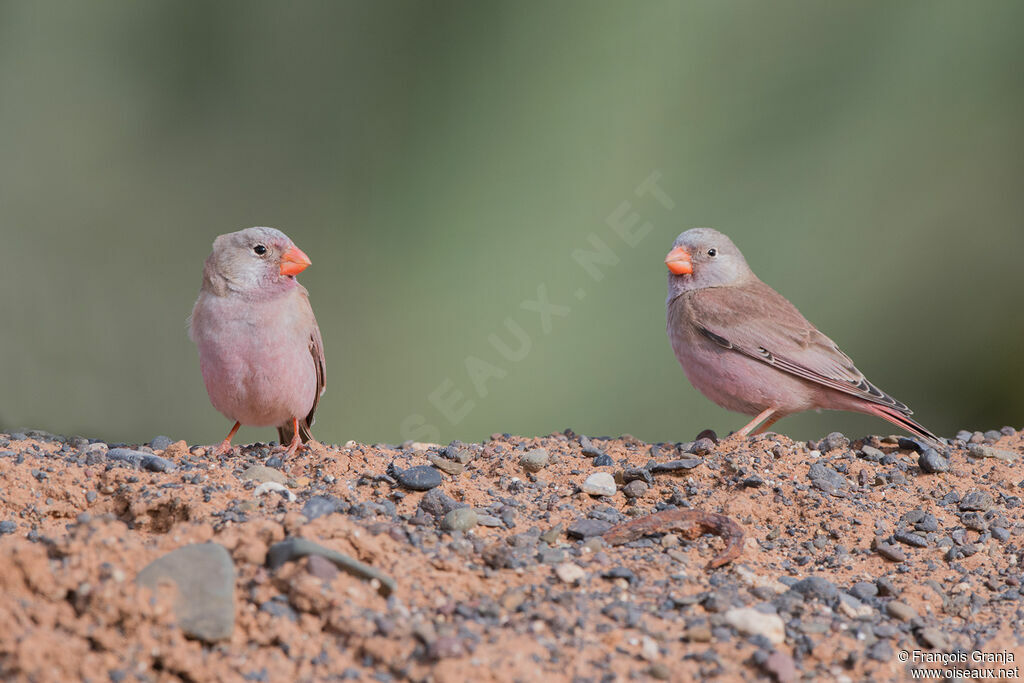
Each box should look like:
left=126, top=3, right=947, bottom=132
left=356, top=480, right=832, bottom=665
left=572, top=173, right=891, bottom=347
left=1, top=1, right=1022, bottom=447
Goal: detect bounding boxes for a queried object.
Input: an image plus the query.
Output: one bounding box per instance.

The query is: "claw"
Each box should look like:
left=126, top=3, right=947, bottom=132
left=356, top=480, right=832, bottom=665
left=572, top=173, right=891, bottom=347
left=282, top=417, right=303, bottom=459
left=212, top=422, right=241, bottom=456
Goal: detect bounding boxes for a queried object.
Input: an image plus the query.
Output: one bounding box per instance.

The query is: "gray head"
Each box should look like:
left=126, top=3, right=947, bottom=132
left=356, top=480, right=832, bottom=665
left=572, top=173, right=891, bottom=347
left=201, top=226, right=311, bottom=297
left=665, top=227, right=754, bottom=300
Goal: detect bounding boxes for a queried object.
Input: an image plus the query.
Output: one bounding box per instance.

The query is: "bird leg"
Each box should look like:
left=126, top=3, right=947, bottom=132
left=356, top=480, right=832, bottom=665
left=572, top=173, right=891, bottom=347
left=734, top=408, right=777, bottom=438
left=213, top=422, right=241, bottom=456
left=283, top=417, right=303, bottom=459
left=752, top=415, right=781, bottom=436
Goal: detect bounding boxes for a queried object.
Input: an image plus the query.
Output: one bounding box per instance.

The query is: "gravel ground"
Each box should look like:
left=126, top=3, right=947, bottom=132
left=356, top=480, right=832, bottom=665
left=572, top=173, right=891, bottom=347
left=0, top=426, right=1022, bottom=682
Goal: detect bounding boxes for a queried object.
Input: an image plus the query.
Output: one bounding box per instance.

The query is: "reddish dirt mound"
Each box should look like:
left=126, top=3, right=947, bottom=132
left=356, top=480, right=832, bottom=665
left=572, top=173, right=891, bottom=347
left=0, top=427, right=1021, bottom=682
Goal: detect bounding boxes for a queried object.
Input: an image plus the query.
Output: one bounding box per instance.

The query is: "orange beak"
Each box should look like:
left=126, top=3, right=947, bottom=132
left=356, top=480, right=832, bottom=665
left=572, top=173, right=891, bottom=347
left=280, top=244, right=312, bottom=276
left=665, top=246, right=692, bottom=275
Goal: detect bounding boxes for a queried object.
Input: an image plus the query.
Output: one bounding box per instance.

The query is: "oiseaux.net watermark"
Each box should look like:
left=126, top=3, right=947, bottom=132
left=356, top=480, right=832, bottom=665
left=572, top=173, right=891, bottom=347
left=398, top=171, right=675, bottom=443
left=902, top=648, right=1019, bottom=680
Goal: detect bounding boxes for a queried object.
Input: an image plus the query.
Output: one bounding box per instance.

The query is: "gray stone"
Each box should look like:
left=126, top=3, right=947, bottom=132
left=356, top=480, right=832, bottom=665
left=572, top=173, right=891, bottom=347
left=622, top=480, right=648, bottom=499
left=427, top=454, right=465, bottom=476
left=849, top=581, right=878, bottom=601
left=581, top=472, right=616, bottom=497
left=914, top=514, right=939, bottom=533
left=592, top=454, right=614, bottom=467
left=622, top=467, right=654, bottom=484
left=579, top=435, right=606, bottom=458
left=476, top=514, right=504, bottom=527
left=918, top=449, right=949, bottom=473
left=898, top=437, right=927, bottom=453
left=886, top=601, right=918, bottom=621
left=567, top=518, right=612, bottom=539
left=807, top=463, right=847, bottom=492
left=260, top=598, right=298, bottom=622
left=859, top=445, right=886, bottom=460
left=149, top=436, right=174, bottom=451
left=107, top=448, right=177, bottom=473
left=266, top=538, right=395, bottom=596
left=395, top=465, right=442, bottom=491
left=867, top=640, right=893, bottom=661
left=876, top=543, right=906, bottom=562
left=790, top=576, right=839, bottom=601
left=241, top=465, right=287, bottom=485
left=442, top=508, right=478, bottom=532
left=418, top=489, right=465, bottom=518
left=959, top=490, right=994, bottom=512
left=0, top=520, right=15, bottom=535
left=920, top=628, right=951, bottom=650
left=819, top=432, right=850, bottom=452
left=876, top=577, right=899, bottom=596
left=893, top=530, right=929, bottom=548
left=690, top=438, right=716, bottom=455
left=960, top=512, right=986, bottom=531
left=301, top=495, right=343, bottom=520
left=519, top=449, right=549, bottom=473
left=968, top=444, right=1018, bottom=462
left=136, top=543, right=235, bottom=643
left=649, top=458, right=703, bottom=473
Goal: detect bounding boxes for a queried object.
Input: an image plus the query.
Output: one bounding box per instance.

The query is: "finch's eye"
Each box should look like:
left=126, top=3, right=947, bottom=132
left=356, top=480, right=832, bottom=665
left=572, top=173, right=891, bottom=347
left=707, top=248, right=717, bottom=257
left=253, top=244, right=267, bottom=256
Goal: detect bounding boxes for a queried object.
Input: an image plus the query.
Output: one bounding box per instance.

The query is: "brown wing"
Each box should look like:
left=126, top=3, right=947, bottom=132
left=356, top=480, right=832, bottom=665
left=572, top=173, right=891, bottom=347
left=278, top=287, right=327, bottom=444
left=305, top=314, right=327, bottom=432
left=687, top=281, right=913, bottom=415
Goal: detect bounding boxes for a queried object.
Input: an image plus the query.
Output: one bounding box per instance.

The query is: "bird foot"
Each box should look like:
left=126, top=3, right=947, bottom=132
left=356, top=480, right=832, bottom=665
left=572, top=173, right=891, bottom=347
left=211, top=440, right=236, bottom=457
left=281, top=435, right=304, bottom=460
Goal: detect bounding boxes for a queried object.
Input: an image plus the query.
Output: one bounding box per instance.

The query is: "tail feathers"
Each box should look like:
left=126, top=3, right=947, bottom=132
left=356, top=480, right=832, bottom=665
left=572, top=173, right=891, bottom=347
left=863, top=404, right=942, bottom=449
left=277, top=419, right=313, bottom=446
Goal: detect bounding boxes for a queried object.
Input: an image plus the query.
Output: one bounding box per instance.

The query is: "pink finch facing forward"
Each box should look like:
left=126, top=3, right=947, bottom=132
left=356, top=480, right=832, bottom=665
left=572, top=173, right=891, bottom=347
left=665, top=227, right=938, bottom=445
left=189, top=227, right=326, bottom=457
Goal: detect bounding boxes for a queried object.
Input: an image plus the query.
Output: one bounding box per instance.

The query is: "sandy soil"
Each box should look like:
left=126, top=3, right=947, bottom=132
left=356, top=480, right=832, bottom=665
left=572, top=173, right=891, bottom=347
left=0, top=426, right=1021, bottom=682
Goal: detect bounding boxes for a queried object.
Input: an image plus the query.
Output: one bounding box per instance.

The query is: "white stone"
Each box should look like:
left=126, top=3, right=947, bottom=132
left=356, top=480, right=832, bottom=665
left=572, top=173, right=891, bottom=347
left=640, top=636, right=659, bottom=661
left=554, top=562, right=586, bottom=584
left=724, top=607, right=786, bottom=645
left=254, top=481, right=296, bottom=502
left=581, top=472, right=616, bottom=496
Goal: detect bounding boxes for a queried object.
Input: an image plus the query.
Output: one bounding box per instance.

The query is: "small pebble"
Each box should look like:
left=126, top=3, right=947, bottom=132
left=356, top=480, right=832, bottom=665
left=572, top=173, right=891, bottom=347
left=724, top=607, right=785, bottom=645
left=918, top=449, right=949, bottom=473
left=567, top=518, right=612, bottom=539
left=790, top=576, right=839, bottom=601
left=519, top=449, right=549, bottom=473
left=442, top=508, right=478, bottom=532
left=622, top=480, right=648, bottom=499
left=149, top=436, right=174, bottom=451
left=875, top=543, right=906, bottom=563
left=581, top=472, right=616, bottom=497
left=554, top=562, right=586, bottom=584
left=395, top=465, right=442, bottom=491
left=967, top=444, right=1017, bottom=462
left=849, top=582, right=878, bottom=601
left=241, top=465, right=287, bottom=485
left=427, top=454, right=464, bottom=476
left=579, top=435, right=605, bottom=458
left=690, top=437, right=716, bottom=455
left=893, top=531, right=929, bottom=548
left=920, top=628, right=951, bottom=650
left=886, top=601, right=918, bottom=621
left=959, top=490, right=994, bottom=512
left=649, top=458, right=703, bottom=473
